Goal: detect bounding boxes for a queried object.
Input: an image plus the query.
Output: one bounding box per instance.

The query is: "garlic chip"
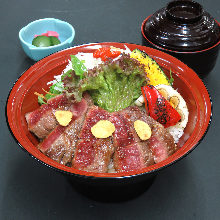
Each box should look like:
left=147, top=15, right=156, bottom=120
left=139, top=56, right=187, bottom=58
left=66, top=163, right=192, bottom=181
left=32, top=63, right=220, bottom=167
left=157, top=88, right=169, bottom=100
left=134, top=120, right=152, bottom=140
left=91, top=120, right=115, bottom=138
left=55, top=110, right=73, bottom=126
left=169, top=96, right=180, bottom=109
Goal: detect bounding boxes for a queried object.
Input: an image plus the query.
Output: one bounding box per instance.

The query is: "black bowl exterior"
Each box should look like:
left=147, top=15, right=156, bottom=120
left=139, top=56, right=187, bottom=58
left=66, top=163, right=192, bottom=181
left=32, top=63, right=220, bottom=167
left=67, top=172, right=157, bottom=201
left=142, top=35, right=220, bottom=78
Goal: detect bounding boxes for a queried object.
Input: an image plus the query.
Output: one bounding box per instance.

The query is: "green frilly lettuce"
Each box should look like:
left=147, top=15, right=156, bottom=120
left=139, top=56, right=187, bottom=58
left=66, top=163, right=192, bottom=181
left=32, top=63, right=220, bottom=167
left=63, top=54, right=147, bottom=112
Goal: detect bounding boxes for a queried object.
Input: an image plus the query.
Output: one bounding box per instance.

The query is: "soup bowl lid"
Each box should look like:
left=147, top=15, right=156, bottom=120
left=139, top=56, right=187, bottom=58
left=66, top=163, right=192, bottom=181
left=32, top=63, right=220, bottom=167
left=143, top=0, right=220, bottom=52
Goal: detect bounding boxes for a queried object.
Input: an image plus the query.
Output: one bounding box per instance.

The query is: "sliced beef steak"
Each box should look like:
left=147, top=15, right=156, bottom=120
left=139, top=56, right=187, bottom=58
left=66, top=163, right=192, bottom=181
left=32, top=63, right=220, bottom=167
left=109, top=112, right=136, bottom=148
left=38, top=125, right=66, bottom=154
left=37, top=97, right=89, bottom=165
left=26, top=94, right=88, bottom=139
left=25, top=94, right=70, bottom=139
left=25, top=104, right=57, bottom=139
left=38, top=115, right=85, bottom=165
left=47, top=93, right=69, bottom=108
left=147, top=124, right=177, bottom=163
left=43, top=126, right=70, bottom=163
left=79, top=106, right=111, bottom=140
left=72, top=106, right=115, bottom=173
left=73, top=138, right=114, bottom=173
left=114, top=143, right=146, bottom=172
left=119, top=106, right=176, bottom=164
left=110, top=107, right=154, bottom=172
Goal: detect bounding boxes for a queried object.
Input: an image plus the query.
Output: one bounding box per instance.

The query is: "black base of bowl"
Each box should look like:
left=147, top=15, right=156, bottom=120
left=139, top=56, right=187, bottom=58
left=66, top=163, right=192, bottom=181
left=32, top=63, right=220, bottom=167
left=142, top=36, right=220, bottom=78
left=67, top=173, right=157, bottom=202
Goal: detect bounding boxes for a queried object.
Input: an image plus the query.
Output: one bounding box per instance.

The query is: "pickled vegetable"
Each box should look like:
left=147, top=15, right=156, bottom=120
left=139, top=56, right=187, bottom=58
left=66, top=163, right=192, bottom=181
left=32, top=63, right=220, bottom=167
left=32, top=35, right=61, bottom=47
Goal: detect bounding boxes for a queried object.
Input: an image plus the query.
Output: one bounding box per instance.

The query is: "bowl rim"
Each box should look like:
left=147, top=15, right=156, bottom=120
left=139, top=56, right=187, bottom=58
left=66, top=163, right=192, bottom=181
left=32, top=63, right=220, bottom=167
left=6, top=42, right=212, bottom=179
left=141, top=15, right=220, bottom=54
left=18, top=18, right=75, bottom=50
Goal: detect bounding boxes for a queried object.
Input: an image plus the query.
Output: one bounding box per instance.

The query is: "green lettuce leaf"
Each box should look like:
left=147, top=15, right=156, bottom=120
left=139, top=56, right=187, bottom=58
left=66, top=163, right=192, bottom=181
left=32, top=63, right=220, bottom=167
left=70, top=55, right=86, bottom=79
left=63, top=54, right=147, bottom=112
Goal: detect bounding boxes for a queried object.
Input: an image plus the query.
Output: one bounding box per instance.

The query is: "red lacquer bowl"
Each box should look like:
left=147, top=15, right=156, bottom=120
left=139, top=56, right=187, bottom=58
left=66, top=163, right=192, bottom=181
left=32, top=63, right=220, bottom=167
left=6, top=43, right=212, bottom=200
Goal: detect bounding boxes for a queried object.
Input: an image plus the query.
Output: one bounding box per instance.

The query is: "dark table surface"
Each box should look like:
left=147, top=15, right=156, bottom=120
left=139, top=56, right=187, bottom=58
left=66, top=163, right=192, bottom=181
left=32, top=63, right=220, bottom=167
left=1, top=0, right=220, bottom=219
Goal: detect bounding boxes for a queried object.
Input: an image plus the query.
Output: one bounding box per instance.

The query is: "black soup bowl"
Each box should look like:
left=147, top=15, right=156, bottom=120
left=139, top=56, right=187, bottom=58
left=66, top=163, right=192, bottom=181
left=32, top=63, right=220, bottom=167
left=141, top=0, right=220, bottom=78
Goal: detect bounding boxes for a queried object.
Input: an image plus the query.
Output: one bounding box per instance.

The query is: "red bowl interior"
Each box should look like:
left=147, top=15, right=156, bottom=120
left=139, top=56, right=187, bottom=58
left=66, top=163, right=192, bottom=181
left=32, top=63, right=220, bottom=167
left=6, top=42, right=212, bottom=178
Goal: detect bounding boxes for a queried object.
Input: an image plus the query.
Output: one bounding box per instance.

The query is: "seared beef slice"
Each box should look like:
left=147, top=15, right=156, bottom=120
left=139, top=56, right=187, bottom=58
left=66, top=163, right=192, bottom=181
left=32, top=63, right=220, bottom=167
left=73, top=139, right=114, bottom=173
left=25, top=94, right=71, bottom=139
left=109, top=112, right=136, bottom=148
left=110, top=110, right=153, bottom=172
left=114, top=143, right=148, bottom=172
left=79, top=106, right=111, bottom=139
left=122, top=106, right=176, bottom=164
left=37, top=97, right=89, bottom=165
left=25, top=104, right=57, bottom=139
left=72, top=106, right=114, bottom=173
left=147, top=124, right=177, bottom=163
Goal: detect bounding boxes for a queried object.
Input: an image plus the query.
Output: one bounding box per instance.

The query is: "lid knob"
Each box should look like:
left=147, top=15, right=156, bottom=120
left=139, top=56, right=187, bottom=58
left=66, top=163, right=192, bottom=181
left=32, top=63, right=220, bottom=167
left=166, top=0, right=204, bottom=23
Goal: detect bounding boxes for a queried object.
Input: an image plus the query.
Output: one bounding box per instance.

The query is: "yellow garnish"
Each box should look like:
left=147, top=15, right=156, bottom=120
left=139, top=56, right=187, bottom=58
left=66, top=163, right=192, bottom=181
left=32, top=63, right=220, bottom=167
left=157, top=88, right=169, bottom=100
left=169, top=96, right=180, bottom=109
left=134, top=120, right=152, bottom=140
left=91, top=120, right=115, bottom=138
left=55, top=110, right=73, bottom=126
left=130, top=49, right=170, bottom=86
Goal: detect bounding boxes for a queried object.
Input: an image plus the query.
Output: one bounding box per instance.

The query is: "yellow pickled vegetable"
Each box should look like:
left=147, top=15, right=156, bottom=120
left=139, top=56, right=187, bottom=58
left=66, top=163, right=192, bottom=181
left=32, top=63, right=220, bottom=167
left=130, top=49, right=170, bottom=86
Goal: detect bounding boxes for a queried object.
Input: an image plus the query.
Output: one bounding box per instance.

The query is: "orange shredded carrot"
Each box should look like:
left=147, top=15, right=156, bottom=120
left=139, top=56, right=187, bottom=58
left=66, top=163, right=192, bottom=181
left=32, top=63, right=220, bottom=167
left=42, top=88, right=56, bottom=96
left=34, top=92, right=46, bottom=100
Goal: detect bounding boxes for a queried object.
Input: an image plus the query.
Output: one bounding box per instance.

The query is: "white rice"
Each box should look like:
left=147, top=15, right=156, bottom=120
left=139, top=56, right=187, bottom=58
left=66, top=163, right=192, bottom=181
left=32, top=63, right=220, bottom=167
left=108, top=159, right=116, bottom=173
left=168, top=126, right=184, bottom=143
left=75, top=53, right=102, bottom=69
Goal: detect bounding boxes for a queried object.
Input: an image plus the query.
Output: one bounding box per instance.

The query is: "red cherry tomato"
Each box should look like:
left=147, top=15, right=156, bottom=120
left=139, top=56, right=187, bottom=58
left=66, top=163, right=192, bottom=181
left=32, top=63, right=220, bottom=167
left=93, top=47, right=121, bottom=61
